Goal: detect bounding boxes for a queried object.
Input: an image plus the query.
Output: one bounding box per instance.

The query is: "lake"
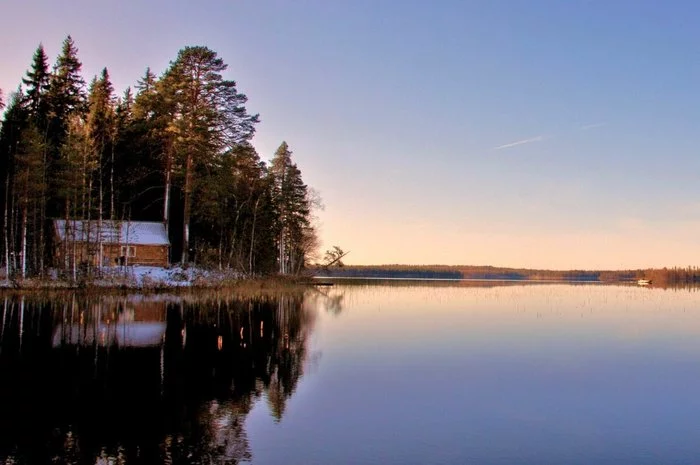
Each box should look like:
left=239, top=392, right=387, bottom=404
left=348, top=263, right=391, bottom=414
left=1, top=282, right=699, bottom=464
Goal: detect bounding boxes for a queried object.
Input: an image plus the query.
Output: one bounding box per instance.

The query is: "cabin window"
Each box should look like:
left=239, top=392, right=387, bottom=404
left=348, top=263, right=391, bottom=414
left=121, top=246, right=136, bottom=257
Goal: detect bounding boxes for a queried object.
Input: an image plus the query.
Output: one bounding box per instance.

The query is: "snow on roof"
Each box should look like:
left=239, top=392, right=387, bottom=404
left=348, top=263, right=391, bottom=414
left=54, top=220, right=170, bottom=246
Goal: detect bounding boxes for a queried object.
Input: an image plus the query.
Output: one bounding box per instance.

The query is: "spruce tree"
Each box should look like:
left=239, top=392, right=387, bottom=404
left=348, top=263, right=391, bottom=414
left=116, top=87, right=134, bottom=123
left=47, top=35, right=86, bottom=149
left=132, top=68, right=158, bottom=121
left=269, top=142, right=312, bottom=274
left=46, top=35, right=86, bottom=220
left=135, top=67, right=157, bottom=95
left=22, top=44, right=51, bottom=126
left=21, top=45, right=52, bottom=274
left=50, top=36, right=86, bottom=115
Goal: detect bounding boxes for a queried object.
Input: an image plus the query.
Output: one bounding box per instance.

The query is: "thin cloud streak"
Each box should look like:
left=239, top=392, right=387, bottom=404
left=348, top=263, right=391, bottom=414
left=493, top=135, right=545, bottom=150
left=580, top=122, right=606, bottom=130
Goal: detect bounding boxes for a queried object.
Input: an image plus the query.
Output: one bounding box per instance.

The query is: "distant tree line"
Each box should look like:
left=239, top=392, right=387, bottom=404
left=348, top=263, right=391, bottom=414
left=0, top=37, right=318, bottom=279
left=314, top=264, right=700, bottom=286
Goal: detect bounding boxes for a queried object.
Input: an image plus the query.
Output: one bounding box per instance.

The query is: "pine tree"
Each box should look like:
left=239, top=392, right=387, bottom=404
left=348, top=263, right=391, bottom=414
left=160, top=46, right=259, bottom=263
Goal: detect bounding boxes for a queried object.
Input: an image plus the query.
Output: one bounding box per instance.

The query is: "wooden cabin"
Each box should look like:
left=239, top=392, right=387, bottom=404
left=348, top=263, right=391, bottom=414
left=54, top=220, right=170, bottom=267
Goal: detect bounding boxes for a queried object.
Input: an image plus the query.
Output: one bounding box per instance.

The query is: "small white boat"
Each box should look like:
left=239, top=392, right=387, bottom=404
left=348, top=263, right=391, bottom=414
left=637, top=279, right=651, bottom=286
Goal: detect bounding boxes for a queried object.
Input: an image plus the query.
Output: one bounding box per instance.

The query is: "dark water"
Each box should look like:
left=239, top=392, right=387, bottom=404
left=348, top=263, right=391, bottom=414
left=1, top=283, right=700, bottom=464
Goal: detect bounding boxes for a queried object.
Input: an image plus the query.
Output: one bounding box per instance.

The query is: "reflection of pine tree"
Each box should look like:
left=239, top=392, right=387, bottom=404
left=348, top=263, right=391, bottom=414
left=265, top=294, right=312, bottom=420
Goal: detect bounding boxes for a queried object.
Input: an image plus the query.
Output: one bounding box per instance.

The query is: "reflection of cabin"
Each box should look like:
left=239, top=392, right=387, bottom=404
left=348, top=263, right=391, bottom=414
left=52, top=300, right=167, bottom=348
left=53, top=220, right=170, bottom=267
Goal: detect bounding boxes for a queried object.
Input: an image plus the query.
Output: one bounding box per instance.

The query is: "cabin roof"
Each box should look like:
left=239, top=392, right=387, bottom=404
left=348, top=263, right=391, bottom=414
left=53, top=220, right=170, bottom=246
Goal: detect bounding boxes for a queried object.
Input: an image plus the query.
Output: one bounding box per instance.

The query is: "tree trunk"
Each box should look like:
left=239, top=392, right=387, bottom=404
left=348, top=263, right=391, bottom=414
left=86, top=177, right=93, bottom=276
left=39, top=198, right=45, bottom=275
left=10, top=188, right=18, bottom=273
left=110, top=143, right=115, bottom=220
left=279, top=228, right=286, bottom=274
left=99, top=153, right=104, bottom=270
left=3, top=172, right=10, bottom=278
left=125, top=217, right=131, bottom=267
left=64, top=200, right=70, bottom=273
left=20, top=190, right=27, bottom=280
left=71, top=189, right=77, bottom=282
left=163, top=146, right=172, bottom=232
left=249, top=198, right=260, bottom=275
left=218, top=220, right=223, bottom=271
left=32, top=200, right=38, bottom=273
left=181, top=153, right=192, bottom=265
left=39, top=134, right=47, bottom=276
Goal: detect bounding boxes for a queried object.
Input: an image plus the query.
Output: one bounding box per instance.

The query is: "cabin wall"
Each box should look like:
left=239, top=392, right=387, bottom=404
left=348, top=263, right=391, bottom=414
left=54, top=238, right=170, bottom=268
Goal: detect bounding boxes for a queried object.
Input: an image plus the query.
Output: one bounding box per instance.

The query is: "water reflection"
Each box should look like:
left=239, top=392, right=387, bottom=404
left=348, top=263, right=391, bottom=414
left=0, top=291, right=316, bottom=464
left=4, top=283, right=700, bottom=464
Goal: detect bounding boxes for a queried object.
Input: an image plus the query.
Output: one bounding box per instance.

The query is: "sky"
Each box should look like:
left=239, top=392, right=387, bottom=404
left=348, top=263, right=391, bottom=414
left=2, top=0, right=700, bottom=269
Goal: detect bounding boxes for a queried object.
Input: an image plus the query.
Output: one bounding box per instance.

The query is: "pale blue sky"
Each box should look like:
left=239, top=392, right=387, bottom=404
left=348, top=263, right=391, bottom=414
left=2, top=1, right=700, bottom=268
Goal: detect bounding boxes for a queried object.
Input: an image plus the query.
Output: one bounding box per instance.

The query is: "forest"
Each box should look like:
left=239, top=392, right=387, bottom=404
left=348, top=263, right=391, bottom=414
left=0, top=36, right=318, bottom=280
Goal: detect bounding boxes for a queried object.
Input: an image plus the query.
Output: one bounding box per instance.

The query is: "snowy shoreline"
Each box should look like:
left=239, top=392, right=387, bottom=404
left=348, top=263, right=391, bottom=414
left=0, top=265, right=307, bottom=290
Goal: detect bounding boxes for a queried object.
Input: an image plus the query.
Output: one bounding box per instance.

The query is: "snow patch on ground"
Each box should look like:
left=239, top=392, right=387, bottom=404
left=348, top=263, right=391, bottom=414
left=98, top=265, right=243, bottom=288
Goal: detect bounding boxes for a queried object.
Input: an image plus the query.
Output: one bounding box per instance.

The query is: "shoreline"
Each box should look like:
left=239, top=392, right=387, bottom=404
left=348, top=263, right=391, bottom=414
left=0, top=269, right=318, bottom=293
left=2, top=262, right=694, bottom=292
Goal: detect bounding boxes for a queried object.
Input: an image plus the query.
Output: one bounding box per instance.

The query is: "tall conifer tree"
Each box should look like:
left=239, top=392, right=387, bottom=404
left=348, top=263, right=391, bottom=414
left=21, top=44, right=52, bottom=273
left=49, top=36, right=86, bottom=120
left=159, top=46, right=259, bottom=263
left=269, top=142, right=312, bottom=274
left=86, top=68, right=116, bottom=223
left=22, top=44, right=51, bottom=126
left=46, top=35, right=86, bottom=220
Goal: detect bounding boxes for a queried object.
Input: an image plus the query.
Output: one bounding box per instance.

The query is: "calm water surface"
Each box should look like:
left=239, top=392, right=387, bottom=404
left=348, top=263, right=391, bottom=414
left=1, top=283, right=700, bottom=464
